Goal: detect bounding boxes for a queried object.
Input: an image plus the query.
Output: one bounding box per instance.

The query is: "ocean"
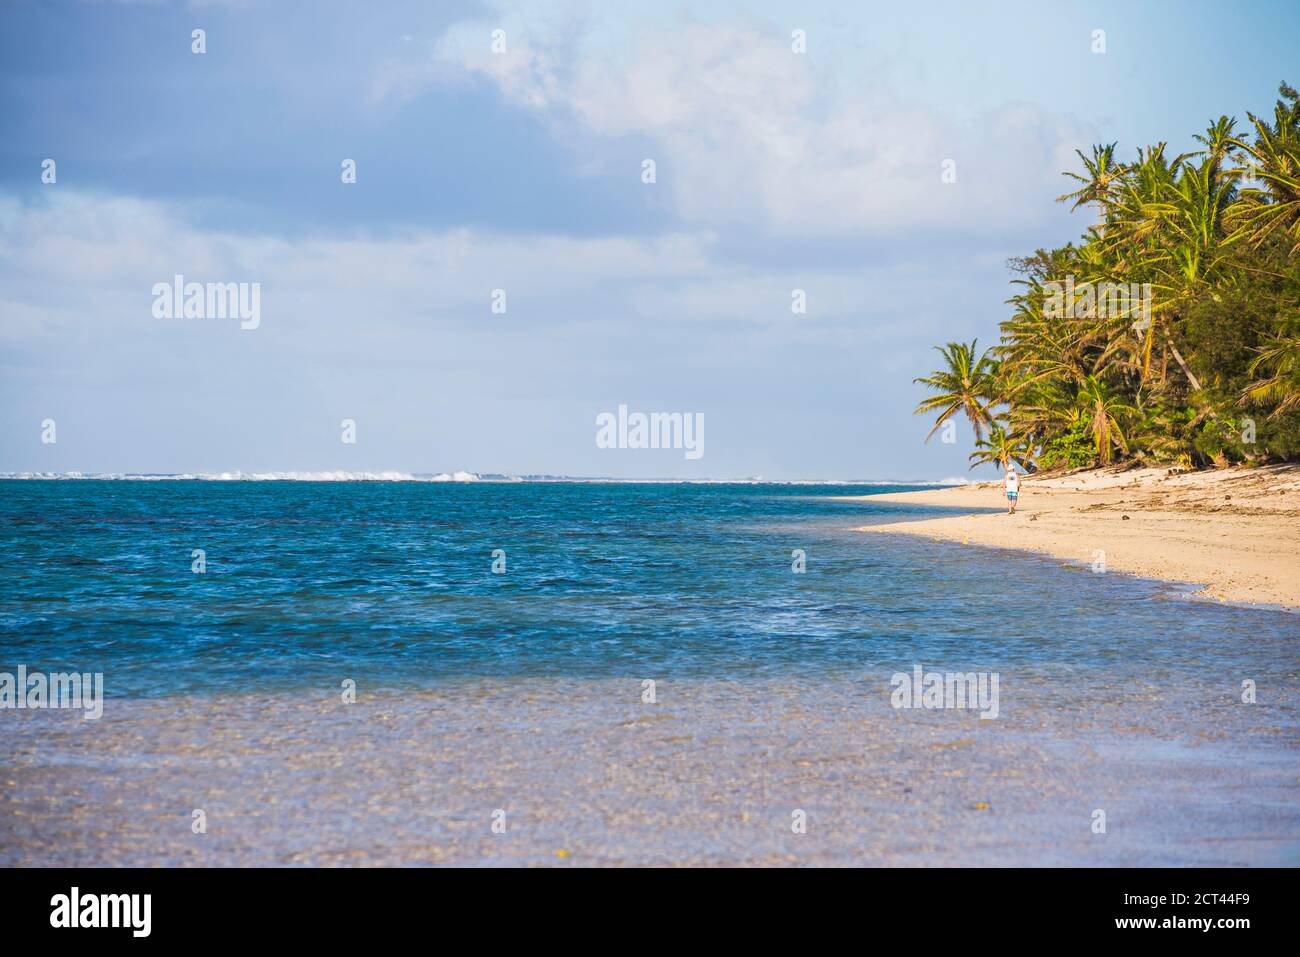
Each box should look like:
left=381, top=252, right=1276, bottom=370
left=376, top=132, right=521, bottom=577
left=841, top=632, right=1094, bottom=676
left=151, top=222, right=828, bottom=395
left=2, top=480, right=1297, bottom=865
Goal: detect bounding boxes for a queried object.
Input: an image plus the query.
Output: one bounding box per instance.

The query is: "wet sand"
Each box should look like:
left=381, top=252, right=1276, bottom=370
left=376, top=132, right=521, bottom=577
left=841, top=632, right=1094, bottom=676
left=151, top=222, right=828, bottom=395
left=3, top=674, right=1297, bottom=866
left=853, top=465, right=1300, bottom=609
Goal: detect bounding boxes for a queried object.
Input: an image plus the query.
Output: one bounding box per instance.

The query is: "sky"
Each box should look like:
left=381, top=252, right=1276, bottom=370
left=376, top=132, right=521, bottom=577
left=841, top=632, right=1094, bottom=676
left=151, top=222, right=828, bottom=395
left=2, top=0, right=1298, bottom=480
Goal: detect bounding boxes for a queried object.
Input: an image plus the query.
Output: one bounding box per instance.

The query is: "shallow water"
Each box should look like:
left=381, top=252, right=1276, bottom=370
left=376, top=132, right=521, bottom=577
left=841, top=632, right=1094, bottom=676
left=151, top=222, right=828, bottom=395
left=2, top=480, right=1296, bottom=692
left=1, top=481, right=1297, bottom=865
left=3, top=676, right=1297, bottom=866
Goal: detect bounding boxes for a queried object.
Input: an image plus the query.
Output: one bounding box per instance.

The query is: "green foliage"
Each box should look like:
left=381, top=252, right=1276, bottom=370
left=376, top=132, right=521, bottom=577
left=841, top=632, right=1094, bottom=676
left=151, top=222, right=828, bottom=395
left=968, top=423, right=1031, bottom=472
left=1037, top=421, right=1094, bottom=470
left=912, top=340, right=998, bottom=442
left=914, top=82, right=1300, bottom=468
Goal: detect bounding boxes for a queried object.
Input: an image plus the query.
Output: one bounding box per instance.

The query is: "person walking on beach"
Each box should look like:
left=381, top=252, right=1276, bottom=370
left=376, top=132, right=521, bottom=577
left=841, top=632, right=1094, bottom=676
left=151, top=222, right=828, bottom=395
left=1003, top=462, right=1020, bottom=514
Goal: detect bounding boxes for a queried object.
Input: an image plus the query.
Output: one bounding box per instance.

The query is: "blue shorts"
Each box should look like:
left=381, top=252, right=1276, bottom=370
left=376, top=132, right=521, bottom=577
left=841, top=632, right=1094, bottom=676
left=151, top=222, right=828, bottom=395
left=1007, top=490, right=1018, bottom=499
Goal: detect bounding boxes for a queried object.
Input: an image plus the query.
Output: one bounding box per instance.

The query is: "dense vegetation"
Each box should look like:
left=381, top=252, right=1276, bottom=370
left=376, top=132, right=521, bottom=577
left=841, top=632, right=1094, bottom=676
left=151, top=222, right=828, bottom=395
left=915, top=82, right=1300, bottom=472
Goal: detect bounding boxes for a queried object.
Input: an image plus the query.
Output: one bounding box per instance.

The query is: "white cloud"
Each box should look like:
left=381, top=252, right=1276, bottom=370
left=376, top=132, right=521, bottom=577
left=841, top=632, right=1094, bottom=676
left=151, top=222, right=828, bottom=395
left=0, top=193, right=715, bottom=334
left=430, top=16, right=1095, bottom=238
left=0, top=192, right=1001, bottom=350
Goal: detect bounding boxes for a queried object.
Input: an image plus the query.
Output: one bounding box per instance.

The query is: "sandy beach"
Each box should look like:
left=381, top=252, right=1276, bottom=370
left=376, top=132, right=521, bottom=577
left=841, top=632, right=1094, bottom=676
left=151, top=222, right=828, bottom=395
left=853, top=466, right=1300, bottom=610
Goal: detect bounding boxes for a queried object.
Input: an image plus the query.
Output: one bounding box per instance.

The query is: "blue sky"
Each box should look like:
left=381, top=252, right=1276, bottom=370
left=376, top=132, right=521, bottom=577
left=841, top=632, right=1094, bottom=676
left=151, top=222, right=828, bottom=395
left=2, top=0, right=1298, bottom=478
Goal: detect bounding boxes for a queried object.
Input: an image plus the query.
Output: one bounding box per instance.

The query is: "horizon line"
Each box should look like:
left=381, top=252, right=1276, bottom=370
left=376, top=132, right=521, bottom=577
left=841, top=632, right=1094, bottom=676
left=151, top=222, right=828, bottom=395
left=0, top=470, right=972, bottom=486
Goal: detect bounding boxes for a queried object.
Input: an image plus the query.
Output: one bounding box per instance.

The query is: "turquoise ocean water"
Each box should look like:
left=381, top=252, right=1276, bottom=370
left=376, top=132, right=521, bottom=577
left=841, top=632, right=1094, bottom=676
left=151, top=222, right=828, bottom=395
left=2, top=480, right=1296, bottom=699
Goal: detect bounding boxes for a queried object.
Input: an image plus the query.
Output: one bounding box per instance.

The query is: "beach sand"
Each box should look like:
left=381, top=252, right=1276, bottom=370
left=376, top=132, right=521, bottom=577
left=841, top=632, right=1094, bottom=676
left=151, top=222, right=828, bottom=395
left=853, top=465, right=1300, bottom=610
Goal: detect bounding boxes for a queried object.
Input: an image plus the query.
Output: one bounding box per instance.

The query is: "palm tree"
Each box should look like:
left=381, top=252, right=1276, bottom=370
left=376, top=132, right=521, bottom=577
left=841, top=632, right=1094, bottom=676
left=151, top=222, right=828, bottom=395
left=1131, top=154, right=1241, bottom=387
left=1100, top=143, right=1175, bottom=260
left=1192, top=116, right=1240, bottom=172
left=1229, top=83, right=1300, bottom=254
left=1077, top=376, right=1135, bottom=465
left=968, top=423, right=1026, bottom=471
left=1008, top=381, right=1084, bottom=441
left=913, top=340, right=998, bottom=442
left=918, top=83, right=1299, bottom=469
left=1058, top=143, right=1124, bottom=228
left=1242, top=333, right=1300, bottom=418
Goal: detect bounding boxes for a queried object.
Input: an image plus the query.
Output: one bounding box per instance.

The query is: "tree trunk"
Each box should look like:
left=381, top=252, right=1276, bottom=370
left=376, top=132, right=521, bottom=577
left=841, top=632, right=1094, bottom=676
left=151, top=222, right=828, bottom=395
left=1164, top=334, right=1202, bottom=391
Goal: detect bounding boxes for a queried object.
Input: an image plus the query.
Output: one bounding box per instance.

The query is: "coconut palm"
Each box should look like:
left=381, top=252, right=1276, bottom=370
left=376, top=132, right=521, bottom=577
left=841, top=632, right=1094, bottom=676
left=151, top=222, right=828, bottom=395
left=1131, top=154, right=1242, bottom=387
left=967, top=423, right=1026, bottom=471
left=1077, top=376, right=1135, bottom=465
left=1242, top=333, right=1300, bottom=418
left=1192, top=116, right=1241, bottom=173
left=1058, top=143, right=1124, bottom=228
left=918, top=82, right=1300, bottom=468
left=1230, top=83, right=1300, bottom=253
left=1100, top=143, right=1176, bottom=260
left=913, top=340, right=998, bottom=442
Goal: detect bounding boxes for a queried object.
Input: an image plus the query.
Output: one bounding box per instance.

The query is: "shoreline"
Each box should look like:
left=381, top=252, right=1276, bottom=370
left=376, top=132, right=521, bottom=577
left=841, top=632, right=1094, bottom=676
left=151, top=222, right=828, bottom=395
left=849, top=465, right=1300, bottom=610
